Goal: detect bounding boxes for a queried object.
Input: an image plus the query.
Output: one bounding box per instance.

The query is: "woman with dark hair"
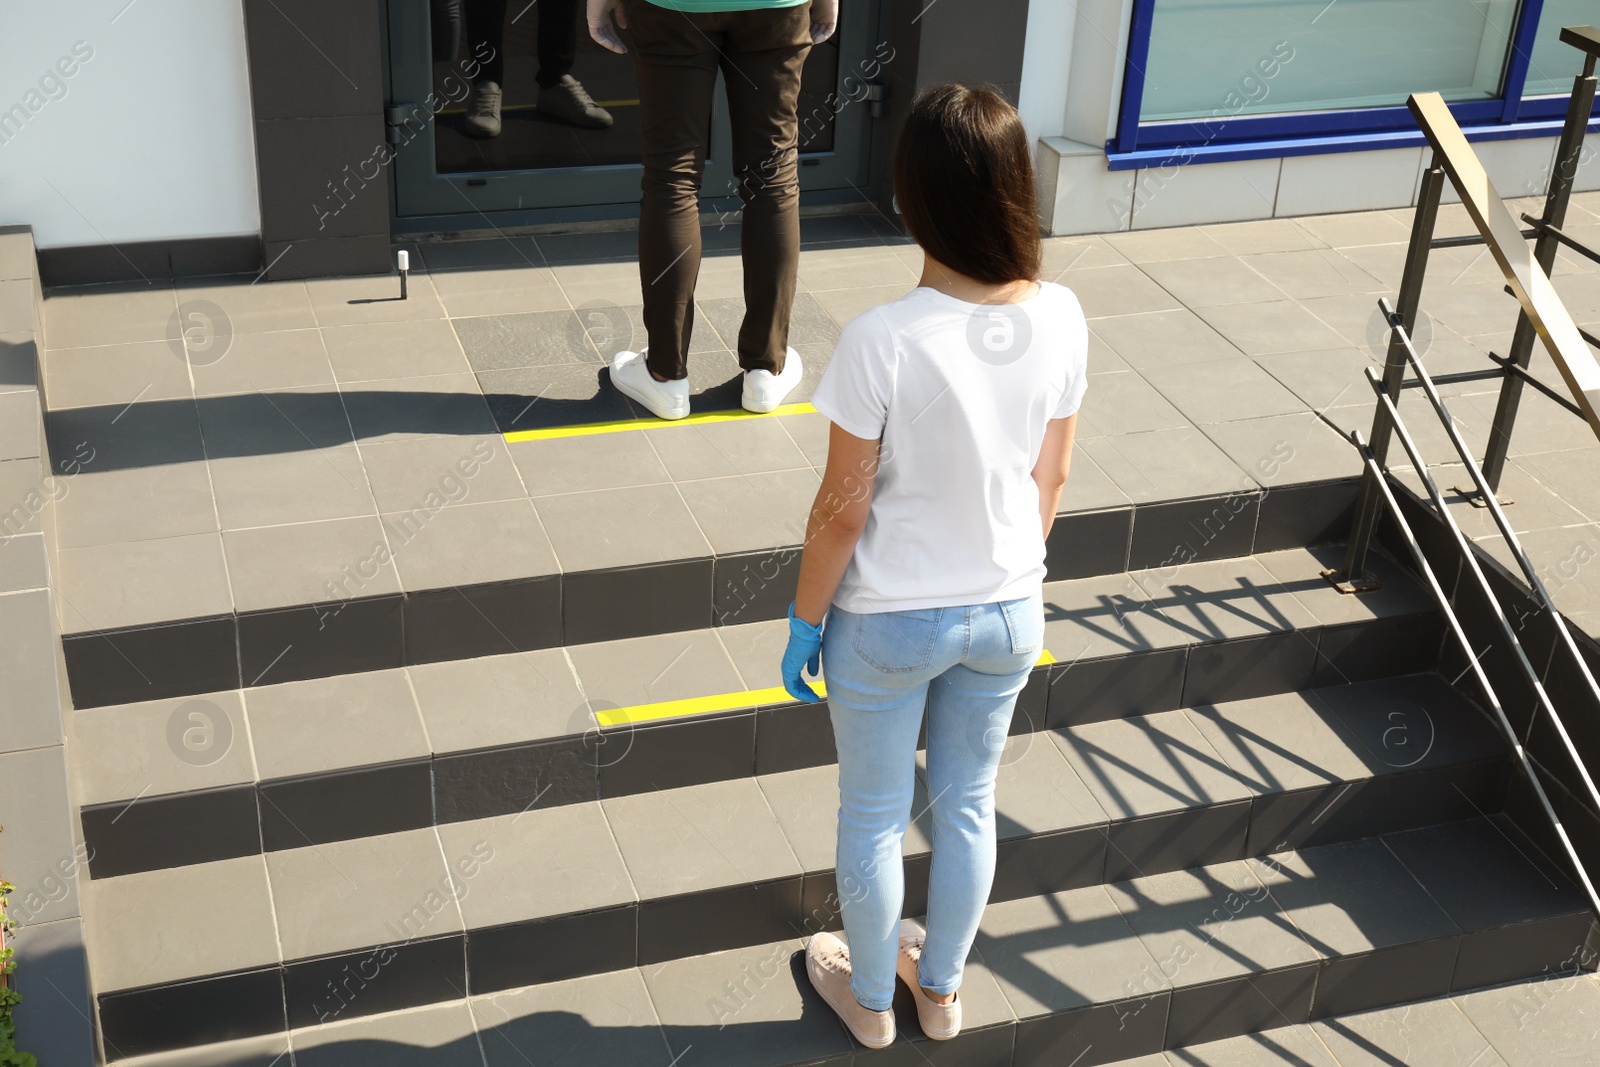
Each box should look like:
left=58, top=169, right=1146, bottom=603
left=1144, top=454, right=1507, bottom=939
left=780, top=84, right=1087, bottom=1048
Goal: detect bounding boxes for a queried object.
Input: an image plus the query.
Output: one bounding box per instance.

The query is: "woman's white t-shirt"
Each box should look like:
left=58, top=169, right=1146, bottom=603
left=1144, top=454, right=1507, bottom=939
left=810, top=281, right=1089, bottom=614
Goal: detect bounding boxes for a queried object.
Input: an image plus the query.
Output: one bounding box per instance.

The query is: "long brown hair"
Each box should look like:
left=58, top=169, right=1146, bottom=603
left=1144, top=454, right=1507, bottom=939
left=893, top=84, right=1042, bottom=285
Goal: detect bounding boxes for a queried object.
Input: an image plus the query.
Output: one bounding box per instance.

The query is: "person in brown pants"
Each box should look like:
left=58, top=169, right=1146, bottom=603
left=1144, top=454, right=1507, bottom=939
left=587, top=0, right=838, bottom=420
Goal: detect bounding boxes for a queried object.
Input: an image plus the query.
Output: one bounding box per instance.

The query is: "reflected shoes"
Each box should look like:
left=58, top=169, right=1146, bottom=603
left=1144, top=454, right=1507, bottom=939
left=610, top=350, right=689, bottom=421
left=539, top=74, right=613, bottom=129
left=464, top=80, right=502, bottom=138
left=742, top=347, right=803, bottom=413
left=806, top=932, right=895, bottom=1049
left=897, top=919, right=961, bottom=1040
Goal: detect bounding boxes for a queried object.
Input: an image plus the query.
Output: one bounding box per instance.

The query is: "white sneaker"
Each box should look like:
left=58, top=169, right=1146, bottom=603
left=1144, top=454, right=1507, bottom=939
left=742, top=347, right=803, bottom=414
left=611, top=349, right=689, bottom=421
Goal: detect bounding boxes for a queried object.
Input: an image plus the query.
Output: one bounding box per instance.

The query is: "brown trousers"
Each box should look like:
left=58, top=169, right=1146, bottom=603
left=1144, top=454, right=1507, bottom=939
left=624, top=0, right=812, bottom=380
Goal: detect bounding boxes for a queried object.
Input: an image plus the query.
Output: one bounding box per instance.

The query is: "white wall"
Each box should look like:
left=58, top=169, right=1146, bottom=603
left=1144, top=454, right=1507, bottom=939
left=0, top=0, right=259, bottom=250
left=1016, top=0, right=1075, bottom=144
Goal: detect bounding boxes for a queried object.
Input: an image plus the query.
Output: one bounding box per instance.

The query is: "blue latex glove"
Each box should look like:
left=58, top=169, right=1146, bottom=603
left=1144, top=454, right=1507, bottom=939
left=782, top=602, right=824, bottom=704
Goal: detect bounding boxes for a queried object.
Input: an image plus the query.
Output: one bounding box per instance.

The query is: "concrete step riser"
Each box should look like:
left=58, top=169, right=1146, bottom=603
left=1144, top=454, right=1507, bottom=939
left=77, top=613, right=1444, bottom=880
left=60, top=481, right=1361, bottom=710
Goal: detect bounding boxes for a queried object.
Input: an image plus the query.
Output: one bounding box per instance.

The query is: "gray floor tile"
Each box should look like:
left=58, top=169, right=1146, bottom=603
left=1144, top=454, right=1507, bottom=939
left=1090, top=308, right=1246, bottom=369
left=1043, top=235, right=1132, bottom=273
left=1136, top=256, right=1288, bottom=308
left=0, top=456, right=46, bottom=536
left=452, top=309, right=599, bottom=372
left=1418, top=285, right=1523, bottom=339
left=990, top=732, right=1108, bottom=837
left=1256, top=544, right=1435, bottom=627
left=714, top=620, right=789, bottom=695
left=1104, top=227, right=1230, bottom=264
left=1107, top=859, right=1317, bottom=986
left=0, top=589, right=64, bottom=751
left=359, top=434, right=527, bottom=513
left=776, top=410, right=830, bottom=466
left=1336, top=241, right=1410, bottom=290
left=341, top=371, right=499, bottom=442
left=439, top=803, right=635, bottom=927
left=1460, top=388, right=1599, bottom=457
left=43, top=282, right=178, bottom=349
left=1059, top=449, right=1130, bottom=511
left=0, top=746, right=76, bottom=927
left=1062, top=264, right=1185, bottom=318
left=267, top=827, right=461, bottom=958
left=223, top=515, right=399, bottom=611
left=798, top=243, right=920, bottom=292
left=303, top=272, right=447, bottom=327
left=1081, top=427, right=1254, bottom=504
left=1196, top=301, right=1352, bottom=356
left=1166, top=1024, right=1341, bottom=1065
left=1253, top=347, right=1377, bottom=412
left=420, top=237, right=543, bottom=273
left=82, top=855, right=279, bottom=990
left=196, top=384, right=354, bottom=456
left=977, top=883, right=1169, bottom=1013
left=640, top=939, right=855, bottom=1067
left=8, top=916, right=95, bottom=1067
left=189, top=327, right=336, bottom=397
left=809, top=282, right=916, bottom=332
left=410, top=647, right=585, bottom=753
left=1313, top=993, right=1508, bottom=1067
left=322, top=319, right=473, bottom=383
left=1184, top=691, right=1377, bottom=796
left=1241, top=249, right=1388, bottom=300
left=1203, top=412, right=1362, bottom=487
left=0, top=530, right=48, bottom=596
left=385, top=498, right=558, bottom=589
left=1089, top=327, right=1131, bottom=372
left=1128, top=556, right=1320, bottom=641
left=1052, top=709, right=1254, bottom=821
left=1515, top=448, right=1600, bottom=523
left=755, top=764, right=844, bottom=873
left=646, top=418, right=811, bottom=480
left=1249, top=837, right=1458, bottom=957
left=1202, top=219, right=1328, bottom=256
left=675, top=469, right=817, bottom=555
left=1311, top=676, right=1503, bottom=773
left=603, top=777, right=802, bottom=897
left=510, top=431, right=670, bottom=498
left=1297, top=292, right=1394, bottom=350
left=1041, top=572, right=1191, bottom=661
left=568, top=628, right=744, bottom=711
left=52, top=460, right=218, bottom=549
left=175, top=276, right=319, bottom=335
left=536, top=483, right=712, bottom=570
left=292, top=1000, right=483, bottom=1067
left=58, top=531, right=232, bottom=630
left=545, top=258, right=643, bottom=308
left=1078, top=371, right=1192, bottom=436
left=1452, top=973, right=1600, bottom=1065
left=698, top=292, right=840, bottom=351
left=211, top=444, right=377, bottom=529
left=1141, top=358, right=1308, bottom=425
left=0, top=390, right=38, bottom=460
left=70, top=690, right=254, bottom=805
left=245, top=669, right=428, bottom=780
left=475, top=968, right=674, bottom=1067
left=1294, top=211, right=1414, bottom=249
left=44, top=339, right=192, bottom=410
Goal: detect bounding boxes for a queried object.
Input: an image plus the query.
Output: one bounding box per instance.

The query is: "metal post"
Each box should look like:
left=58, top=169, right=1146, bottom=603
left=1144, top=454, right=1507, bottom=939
left=1481, top=58, right=1598, bottom=492
left=1330, top=160, right=1446, bottom=592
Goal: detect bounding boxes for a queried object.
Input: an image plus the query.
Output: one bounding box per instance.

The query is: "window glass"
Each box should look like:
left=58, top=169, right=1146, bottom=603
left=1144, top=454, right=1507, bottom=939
left=1523, top=0, right=1592, bottom=96
left=1140, top=0, right=1520, bottom=122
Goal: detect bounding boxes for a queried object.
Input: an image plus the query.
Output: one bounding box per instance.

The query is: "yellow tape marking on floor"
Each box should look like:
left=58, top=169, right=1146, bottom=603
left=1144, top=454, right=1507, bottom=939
left=504, top=402, right=817, bottom=443
left=594, top=650, right=1056, bottom=728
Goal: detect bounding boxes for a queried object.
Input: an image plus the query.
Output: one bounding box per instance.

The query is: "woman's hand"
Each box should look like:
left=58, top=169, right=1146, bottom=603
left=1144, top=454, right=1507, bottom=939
left=782, top=603, right=824, bottom=703
left=588, top=0, right=628, bottom=53
left=810, top=0, right=838, bottom=43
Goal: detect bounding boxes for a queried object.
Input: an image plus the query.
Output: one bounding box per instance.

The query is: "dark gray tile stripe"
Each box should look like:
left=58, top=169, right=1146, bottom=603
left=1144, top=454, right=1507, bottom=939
left=78, top=618, right=1446, bottom=879
left=60, top=483, right=1365, bottom=709
left=94, top=819, right=1593, bottom=1061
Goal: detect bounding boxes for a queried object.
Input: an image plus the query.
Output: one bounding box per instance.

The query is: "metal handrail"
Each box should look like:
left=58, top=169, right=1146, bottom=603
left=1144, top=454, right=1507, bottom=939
left=1348, top=426, right=1600, bottom=918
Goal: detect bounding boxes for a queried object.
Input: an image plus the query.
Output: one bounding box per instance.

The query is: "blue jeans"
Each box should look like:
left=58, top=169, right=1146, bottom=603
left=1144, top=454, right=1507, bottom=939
left=823, top=592, right=1044, bottom=1011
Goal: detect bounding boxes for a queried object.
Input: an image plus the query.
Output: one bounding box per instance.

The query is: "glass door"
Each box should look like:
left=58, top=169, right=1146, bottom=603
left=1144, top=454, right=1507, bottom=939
left=385, top=0, right=879, bottom=221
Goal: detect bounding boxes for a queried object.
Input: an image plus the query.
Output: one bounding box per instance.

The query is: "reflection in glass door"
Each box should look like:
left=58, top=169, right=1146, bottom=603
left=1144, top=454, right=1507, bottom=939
left=386, top=0, right=877, bottom=222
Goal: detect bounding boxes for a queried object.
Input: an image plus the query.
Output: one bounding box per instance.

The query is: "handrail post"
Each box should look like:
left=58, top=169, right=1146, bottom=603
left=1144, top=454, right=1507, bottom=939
left=1481, top=55, right=1599, bottom=492
left=1331, top=160, right=1446, bottom=591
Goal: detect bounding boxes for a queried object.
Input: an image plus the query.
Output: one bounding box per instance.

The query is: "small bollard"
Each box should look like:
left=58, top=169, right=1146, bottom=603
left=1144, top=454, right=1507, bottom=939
left=397, top=249, right=410, bottom=300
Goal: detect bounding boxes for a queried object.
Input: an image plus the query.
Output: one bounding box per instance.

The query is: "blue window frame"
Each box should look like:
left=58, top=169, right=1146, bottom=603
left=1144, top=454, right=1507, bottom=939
left=1106, top=0, right=1600, bottom=170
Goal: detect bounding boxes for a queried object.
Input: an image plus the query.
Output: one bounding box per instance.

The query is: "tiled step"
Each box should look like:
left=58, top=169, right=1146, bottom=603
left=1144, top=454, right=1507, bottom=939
left=79, top=672, right=1511, bottom=1057
left=94, top=816, right=1596, bottom=1065
left=51, top=459, right=1363, bottom=709
left=69, top=546, right=1443, bottom=878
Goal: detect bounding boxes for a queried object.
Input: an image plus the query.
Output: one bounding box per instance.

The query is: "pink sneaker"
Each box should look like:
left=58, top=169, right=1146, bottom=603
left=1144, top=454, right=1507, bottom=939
left=897, top=919, right=961, bottom=1039
left=805, top=932, right=895, bottom=1049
